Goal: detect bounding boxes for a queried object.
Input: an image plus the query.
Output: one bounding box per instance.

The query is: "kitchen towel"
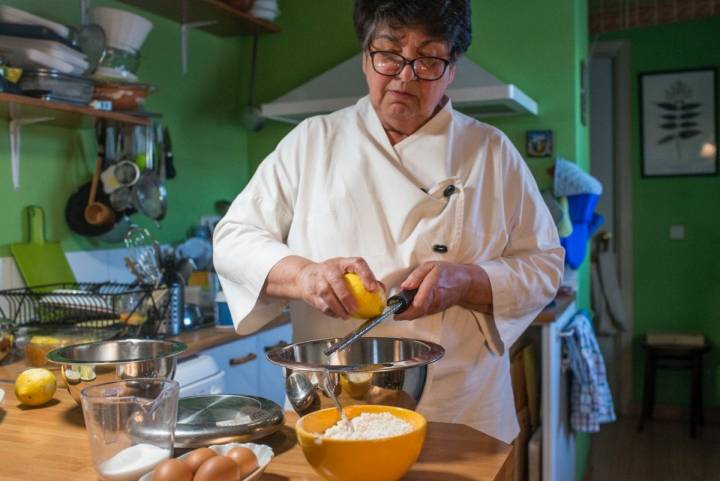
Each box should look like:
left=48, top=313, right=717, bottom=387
left=553, top=158, right=603, bottom=197
left=563, top=309, right=616, bottom=433
left=560, top=194, right=604, bottom=269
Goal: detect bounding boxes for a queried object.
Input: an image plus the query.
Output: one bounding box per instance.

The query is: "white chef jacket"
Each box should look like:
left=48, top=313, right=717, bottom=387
left=213, top=95, right=564, bottom=443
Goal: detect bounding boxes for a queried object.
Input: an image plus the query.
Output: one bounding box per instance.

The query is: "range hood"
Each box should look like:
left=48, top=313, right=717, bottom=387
left=261, top=53, right=538, bottom=123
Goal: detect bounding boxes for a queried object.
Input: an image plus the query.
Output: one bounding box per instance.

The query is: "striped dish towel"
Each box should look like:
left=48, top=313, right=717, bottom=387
left=563, top=309, right=616, bottom=432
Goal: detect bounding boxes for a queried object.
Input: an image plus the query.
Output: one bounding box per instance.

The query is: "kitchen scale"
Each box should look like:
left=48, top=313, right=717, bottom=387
left=173, top=394, right=284, bottom=448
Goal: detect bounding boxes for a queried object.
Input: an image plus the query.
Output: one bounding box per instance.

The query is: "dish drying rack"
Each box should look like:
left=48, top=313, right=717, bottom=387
left=0, top=282, right=174, bottom=337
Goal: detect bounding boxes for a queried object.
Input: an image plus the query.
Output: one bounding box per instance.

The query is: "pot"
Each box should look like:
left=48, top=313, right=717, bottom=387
left=66, top=182, right=116, bottom=237
left=266, top=337, right=444, bottom=416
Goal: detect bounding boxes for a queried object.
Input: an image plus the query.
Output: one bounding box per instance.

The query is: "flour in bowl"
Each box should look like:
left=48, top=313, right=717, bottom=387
left=323, top=412, right=413, bottom=440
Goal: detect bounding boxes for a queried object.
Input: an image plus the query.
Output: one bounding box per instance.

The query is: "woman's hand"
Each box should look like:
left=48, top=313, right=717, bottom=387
left=294, top=257, right=381, bottom=319
left=394, top=262, right=492, bottom=320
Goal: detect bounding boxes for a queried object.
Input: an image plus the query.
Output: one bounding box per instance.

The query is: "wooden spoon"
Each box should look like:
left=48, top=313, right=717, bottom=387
left=84, top=145, right=116, bottom=227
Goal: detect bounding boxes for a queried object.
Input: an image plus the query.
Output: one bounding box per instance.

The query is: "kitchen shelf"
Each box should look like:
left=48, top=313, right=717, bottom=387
left=0, top=92, right=150, bottom=128
left=118, top=0, right=280, bottom=36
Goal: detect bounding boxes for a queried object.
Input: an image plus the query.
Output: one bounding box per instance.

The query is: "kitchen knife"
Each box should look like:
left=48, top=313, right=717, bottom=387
left=323, top=289, right=418, bottom=357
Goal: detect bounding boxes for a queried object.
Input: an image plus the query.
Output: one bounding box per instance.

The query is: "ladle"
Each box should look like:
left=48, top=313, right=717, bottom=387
left=84, top=144, right=116, bottom=227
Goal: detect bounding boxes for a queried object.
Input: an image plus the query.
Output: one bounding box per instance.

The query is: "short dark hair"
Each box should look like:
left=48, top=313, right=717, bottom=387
left=353, top=0, right=472, bottom=59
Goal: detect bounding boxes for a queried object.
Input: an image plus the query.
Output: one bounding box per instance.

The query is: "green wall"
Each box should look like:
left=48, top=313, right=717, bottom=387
left=599, top=16, right=720, bottom=409
left=0, top=0, right=250, bottom=256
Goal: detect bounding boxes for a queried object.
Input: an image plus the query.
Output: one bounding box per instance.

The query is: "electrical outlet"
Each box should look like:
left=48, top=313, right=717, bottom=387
left=669, top=224, right=685, bottom=240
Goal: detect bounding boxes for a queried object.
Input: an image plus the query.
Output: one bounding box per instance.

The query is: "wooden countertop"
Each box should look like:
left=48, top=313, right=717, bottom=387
left=0, top=384, right=513, bottom=481
left=0, top=292, right=568, bottom=479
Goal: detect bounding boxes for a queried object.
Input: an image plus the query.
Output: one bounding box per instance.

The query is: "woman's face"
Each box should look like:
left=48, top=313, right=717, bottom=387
left=363, top=25, right=456, bottom=136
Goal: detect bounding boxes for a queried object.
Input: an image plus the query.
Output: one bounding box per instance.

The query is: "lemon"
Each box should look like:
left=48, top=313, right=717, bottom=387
left=343, top=273, right=386, bottom=319
left=79, top=365, right=96, bottom=381
left=340, top=372, right=373, bottom=400
left=14, top=368, right=57, bottom=406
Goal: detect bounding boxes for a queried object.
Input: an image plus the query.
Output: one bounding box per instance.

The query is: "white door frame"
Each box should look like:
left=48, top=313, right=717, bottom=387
left=590, top=40, right=634, bottom=415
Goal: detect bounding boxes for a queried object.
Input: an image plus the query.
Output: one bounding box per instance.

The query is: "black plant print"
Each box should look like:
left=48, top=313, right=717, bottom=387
left=655, top=79, right=702, bottom=162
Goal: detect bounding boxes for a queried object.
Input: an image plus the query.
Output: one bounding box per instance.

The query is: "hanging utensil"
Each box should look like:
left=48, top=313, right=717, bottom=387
left=131, top=169, right=167, bottom=222
left=154, top=122, right=166, bottom=180
left=109, top=186, right=132, bottom=211
left=162, top=126, right=176, bottom=179
left=84, top=136, right=116, bottom=227
left=323, top=289, right=418, bottom=357
left=144, top=122, right=155, bottom=172
left=66, top=182, right=115, bottom=237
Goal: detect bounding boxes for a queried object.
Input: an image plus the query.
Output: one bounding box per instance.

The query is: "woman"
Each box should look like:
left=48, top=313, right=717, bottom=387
left=214, top=0, right=563, bottom=443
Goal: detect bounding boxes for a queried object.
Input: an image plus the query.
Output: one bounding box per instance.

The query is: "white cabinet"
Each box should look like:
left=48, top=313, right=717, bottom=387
left=202, top=323, right=292, bottom=406
left=537, top=302, right=577, bottom=481
left=204, top=335, right=259, bottom=395
left=256, top=323, right=292, bottom=406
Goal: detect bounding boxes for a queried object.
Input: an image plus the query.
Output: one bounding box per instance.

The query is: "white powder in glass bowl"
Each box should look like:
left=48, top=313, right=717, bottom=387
left=322, top=412, right=413, bottom=440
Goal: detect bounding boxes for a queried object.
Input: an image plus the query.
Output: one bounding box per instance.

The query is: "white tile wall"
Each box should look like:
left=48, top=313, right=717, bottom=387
left=0, top=247, right=135, bottom=290
left=0, top=256, right=24, bottom=290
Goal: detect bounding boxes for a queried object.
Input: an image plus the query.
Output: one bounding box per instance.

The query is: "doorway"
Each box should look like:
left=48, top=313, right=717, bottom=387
left=589, top=40, right=634, bottom=415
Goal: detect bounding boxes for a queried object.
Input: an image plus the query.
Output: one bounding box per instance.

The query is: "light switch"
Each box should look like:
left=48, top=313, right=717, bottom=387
left=669, top=224, right=685, bottom=240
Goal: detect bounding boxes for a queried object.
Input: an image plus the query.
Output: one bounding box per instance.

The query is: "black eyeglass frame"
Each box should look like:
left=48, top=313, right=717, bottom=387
left=368, top=50, right=452, bottom=81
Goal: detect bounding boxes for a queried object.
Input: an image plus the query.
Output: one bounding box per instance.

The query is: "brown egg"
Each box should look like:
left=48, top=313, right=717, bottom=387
left=193, top=455, right=238, bottom=481
left=184, top=447, right=217, bottom=473
left=226, top=447, right=259, bottom=478
left=151, top=458, right=192, bottom=481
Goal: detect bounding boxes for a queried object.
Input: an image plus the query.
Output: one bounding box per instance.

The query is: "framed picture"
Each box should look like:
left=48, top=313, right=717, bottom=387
left=640, top=68, right=718, bottom=177
left=526, top=130, right=553, bottom=157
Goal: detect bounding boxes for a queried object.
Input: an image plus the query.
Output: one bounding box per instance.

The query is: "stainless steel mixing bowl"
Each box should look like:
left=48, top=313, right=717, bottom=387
left=47, top=338, right=187, bottom=404
left=266, top=337, right=444, bottom=416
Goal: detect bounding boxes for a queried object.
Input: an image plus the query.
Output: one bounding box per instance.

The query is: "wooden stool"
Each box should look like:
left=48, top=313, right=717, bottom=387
left=637, top=341, right=711, bottom=437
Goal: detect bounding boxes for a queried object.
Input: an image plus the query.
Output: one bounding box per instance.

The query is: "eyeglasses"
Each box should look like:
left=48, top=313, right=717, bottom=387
left=369, top=50, right=451, bottom=81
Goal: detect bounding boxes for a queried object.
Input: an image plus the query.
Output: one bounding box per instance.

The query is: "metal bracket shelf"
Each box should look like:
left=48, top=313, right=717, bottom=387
left=180, top=0, right=218, bottom=74
left=8, top=104, right=53, bottom=191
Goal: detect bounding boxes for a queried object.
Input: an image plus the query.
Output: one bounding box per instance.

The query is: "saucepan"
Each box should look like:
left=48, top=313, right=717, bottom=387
left=266, top=337, right=444, bottom=416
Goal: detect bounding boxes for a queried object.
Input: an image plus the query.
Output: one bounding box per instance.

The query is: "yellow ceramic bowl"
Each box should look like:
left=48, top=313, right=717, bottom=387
left=295, top=404, right=427, bottom=481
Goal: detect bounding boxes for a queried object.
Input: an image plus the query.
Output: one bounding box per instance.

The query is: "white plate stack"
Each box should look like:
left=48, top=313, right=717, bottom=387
left=0, top=6, right=88, bottom=75
left=249, top=0, right=280, bottom=21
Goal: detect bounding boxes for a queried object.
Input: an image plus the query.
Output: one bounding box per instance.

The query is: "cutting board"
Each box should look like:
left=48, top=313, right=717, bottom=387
left=10, top=205, right=76, bottom=290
